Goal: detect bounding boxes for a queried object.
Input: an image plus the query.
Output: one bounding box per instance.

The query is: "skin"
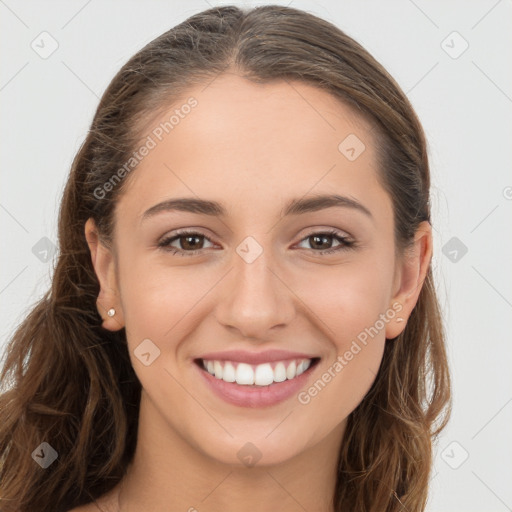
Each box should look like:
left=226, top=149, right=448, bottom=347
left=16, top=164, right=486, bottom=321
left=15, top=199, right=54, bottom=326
left=78, top=73, right=432, bottom=512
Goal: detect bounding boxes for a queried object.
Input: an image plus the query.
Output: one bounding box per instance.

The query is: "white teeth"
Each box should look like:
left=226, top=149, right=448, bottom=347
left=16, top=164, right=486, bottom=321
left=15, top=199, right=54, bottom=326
left=201, top=358, right=314, bottom=386
left=254, top=363, right=274, bottom=386
left=297, top=360, right=312, bottom=376
left=296, top=360, right=312, bottom=376
left=236, top=363, right=254, bottom=385
left=222, top=362, right=236, bottom=382
left=214, top=360, right=223, bottom=379
left=274, top=362, right=287, bottom=382
left=286, top=361, right=296, bottom=380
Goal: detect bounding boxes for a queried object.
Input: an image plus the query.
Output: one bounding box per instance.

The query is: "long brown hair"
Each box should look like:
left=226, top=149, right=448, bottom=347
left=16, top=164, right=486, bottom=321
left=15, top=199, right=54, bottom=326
left=0, top=5, right=451, bottom=511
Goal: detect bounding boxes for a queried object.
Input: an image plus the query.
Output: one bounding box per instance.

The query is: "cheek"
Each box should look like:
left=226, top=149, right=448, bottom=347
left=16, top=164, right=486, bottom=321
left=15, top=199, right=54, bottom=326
left=295, top=266, right=389, bottom=429
left=121, top=266, right=211, bottom=336
left=292, top=256, right=392, bottom=410
left=295, top=255, right=394, bottom=345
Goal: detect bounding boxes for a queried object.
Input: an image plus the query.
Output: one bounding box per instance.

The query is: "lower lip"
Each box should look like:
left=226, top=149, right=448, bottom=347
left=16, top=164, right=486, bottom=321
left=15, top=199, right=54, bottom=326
left=195, top=360, right=319, bottom=408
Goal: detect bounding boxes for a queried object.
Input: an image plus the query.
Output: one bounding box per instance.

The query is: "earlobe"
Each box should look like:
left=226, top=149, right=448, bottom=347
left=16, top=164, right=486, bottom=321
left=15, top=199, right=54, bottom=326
left=385, top=221, right=433, bottom=340
left=84, top=218, right=125, bottom=331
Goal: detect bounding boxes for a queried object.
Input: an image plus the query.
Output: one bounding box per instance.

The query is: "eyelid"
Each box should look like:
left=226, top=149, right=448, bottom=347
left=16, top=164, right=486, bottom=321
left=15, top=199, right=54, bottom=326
left=299, top=226, right=352, bottom=240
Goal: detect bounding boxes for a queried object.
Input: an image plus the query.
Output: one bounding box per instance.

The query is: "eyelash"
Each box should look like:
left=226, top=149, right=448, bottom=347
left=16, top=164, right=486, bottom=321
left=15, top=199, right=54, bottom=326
left=157, top=229, right=356, bottom=257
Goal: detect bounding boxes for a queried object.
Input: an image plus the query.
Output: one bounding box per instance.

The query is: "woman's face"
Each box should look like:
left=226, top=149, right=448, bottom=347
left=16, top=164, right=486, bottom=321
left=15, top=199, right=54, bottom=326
left=87, top=73, right=426, bottom=467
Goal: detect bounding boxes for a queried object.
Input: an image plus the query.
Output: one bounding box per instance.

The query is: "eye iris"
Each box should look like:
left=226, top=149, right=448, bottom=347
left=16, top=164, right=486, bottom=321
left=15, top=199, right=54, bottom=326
left=181, top=235, right=202, bottom=250
left=310, top=234, right=332, bottom=250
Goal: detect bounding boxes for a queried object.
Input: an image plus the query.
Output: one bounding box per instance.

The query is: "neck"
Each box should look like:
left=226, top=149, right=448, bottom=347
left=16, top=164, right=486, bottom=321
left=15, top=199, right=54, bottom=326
left=117, top=392, right=344, bottom=512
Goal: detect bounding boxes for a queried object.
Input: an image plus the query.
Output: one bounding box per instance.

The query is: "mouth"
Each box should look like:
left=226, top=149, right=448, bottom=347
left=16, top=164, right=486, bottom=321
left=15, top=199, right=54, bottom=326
left=194, top=357, right=321, bottom=386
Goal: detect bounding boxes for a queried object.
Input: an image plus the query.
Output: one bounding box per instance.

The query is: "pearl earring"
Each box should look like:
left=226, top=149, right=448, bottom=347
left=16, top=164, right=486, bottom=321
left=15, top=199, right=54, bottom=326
left=107, top=308, right=116, bottom=317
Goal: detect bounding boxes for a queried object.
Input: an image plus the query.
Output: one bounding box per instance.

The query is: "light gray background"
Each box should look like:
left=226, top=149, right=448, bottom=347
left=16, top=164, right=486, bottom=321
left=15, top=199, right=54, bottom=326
left=1, top=1, right=511, bottom=510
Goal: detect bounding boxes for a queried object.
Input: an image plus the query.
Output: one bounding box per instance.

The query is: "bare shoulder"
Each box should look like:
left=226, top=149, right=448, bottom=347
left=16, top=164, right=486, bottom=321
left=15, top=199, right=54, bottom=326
left=66, top=502, right=108, bottom=512
left=66, top=487, right=119, bottom=512
left=67, top=504, right=99, bottom=512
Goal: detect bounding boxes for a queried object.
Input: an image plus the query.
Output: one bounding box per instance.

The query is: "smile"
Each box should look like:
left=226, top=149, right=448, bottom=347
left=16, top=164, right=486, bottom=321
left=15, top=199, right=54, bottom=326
left=199, top=357, right=318, bottom=386
left=193, top=355, right=321, bottom=408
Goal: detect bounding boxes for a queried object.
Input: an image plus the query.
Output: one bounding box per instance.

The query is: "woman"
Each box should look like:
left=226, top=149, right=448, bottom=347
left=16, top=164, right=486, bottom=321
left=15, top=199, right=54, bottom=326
left=0, top=5, right=451, bottom=512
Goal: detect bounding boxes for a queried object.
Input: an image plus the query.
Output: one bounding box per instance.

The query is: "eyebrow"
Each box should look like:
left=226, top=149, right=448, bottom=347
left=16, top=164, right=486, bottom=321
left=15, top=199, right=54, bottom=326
left=141, top=193, right=373, bottom=222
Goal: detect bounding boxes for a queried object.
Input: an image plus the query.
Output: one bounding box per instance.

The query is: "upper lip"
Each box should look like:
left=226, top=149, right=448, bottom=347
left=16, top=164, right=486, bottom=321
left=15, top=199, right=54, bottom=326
left=196, top=349, right=319, bottom=365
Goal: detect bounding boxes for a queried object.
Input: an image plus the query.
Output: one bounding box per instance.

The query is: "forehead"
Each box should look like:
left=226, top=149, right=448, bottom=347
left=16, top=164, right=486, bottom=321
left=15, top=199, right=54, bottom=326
left=161, top=73, right=373, bottom=163
left=116, top=73, right=390, bottom=222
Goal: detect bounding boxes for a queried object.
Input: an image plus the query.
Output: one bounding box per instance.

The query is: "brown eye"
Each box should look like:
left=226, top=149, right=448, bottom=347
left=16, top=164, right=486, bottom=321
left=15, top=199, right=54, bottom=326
left=158, top=231, right=215, bottom=256
left=177, top=234, right=204, bottom=250
left=308, top=234, right=336, bottom=250
left=296, top=230, right=355, bottom=254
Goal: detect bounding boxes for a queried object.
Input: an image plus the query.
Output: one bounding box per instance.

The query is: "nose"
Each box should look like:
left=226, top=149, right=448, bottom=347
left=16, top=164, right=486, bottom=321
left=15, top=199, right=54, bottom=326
left=214, top=246, right=295, bottom=340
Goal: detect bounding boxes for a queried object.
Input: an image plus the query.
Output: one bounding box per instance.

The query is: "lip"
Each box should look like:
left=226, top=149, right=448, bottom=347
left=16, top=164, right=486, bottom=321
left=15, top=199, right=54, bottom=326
left=196, top=349, right=318, bottom=365
left=194, top=356, right=320, bottom=408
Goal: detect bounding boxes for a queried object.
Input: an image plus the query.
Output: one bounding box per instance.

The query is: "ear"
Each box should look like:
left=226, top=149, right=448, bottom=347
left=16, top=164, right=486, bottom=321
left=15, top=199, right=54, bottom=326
left=385, top=221, right=432, bottom=340
left=85, top=218, right=125, bottom=331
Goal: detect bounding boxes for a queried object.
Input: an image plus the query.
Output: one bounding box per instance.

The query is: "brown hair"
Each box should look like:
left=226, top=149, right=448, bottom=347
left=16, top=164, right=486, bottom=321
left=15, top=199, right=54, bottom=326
left=0, top=5, right=451, bottom=511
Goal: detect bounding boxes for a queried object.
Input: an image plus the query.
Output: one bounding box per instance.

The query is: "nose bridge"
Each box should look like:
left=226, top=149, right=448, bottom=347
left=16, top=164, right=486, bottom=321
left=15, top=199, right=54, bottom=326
left=214, top=237, right=295, bottom=337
